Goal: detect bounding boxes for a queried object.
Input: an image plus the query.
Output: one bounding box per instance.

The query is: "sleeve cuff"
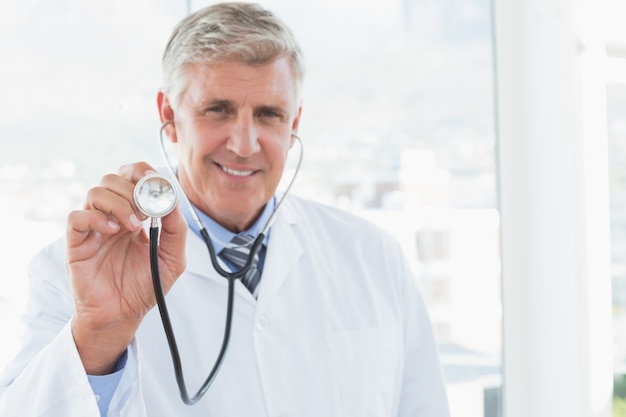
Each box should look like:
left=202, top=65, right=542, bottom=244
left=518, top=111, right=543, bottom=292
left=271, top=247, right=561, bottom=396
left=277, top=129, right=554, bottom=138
left=87, top=350, right=128, bottom=416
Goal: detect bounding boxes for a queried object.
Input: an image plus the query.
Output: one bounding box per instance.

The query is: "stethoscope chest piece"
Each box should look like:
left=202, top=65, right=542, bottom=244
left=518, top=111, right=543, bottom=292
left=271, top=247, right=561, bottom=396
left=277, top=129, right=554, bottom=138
left=134, top=174, right=177, bottom=218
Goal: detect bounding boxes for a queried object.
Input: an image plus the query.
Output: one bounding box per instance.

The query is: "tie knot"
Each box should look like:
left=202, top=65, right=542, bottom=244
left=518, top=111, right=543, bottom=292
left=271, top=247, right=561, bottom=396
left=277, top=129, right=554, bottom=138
left=228, top=234, right=255, bottom=249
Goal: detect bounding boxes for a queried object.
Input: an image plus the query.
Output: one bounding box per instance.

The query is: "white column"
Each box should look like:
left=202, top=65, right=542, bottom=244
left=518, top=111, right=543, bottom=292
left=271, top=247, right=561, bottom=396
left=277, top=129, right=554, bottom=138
left=493, top=1, right=613, bottom=417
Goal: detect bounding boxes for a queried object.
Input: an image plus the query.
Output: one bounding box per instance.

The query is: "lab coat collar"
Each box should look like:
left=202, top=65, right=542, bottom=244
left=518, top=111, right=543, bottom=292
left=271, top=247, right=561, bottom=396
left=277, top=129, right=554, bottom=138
left=182, top=195, right=303, bottom=312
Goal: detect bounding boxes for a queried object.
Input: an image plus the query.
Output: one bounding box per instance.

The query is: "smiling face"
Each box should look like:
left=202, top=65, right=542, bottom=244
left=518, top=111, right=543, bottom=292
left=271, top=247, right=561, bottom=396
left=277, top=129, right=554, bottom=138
left=158, top=57, right=302, bottom=232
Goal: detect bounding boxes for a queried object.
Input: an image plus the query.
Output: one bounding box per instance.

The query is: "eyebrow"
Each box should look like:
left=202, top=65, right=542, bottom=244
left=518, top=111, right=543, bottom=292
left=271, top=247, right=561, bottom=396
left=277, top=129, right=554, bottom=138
left=198, top=99, right=235, bottom=109
left=197, top=98, right=289, bottom=115
left=255, top=104, right=287, bottom=114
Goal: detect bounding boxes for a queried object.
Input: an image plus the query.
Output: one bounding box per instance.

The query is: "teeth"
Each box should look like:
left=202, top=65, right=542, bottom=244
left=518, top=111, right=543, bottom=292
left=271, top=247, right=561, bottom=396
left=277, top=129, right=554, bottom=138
left=220, top=165, right=254, bottom=177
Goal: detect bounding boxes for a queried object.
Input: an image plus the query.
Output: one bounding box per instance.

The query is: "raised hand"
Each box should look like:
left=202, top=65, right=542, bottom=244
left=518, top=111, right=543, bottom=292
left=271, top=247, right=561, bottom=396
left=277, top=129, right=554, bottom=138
left=67, top=162, right=187, bottom=374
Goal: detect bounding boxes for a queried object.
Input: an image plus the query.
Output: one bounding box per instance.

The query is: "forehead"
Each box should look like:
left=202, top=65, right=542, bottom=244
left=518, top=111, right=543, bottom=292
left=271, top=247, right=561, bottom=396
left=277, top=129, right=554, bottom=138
left=178, top=58, right=299, bottom=108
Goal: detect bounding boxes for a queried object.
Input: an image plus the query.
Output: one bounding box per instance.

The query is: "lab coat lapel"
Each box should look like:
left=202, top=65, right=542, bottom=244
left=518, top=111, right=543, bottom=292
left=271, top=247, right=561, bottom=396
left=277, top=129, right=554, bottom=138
left=256, top=198, right=303, bottom=315
left=182, top=219, right=272, bottom=303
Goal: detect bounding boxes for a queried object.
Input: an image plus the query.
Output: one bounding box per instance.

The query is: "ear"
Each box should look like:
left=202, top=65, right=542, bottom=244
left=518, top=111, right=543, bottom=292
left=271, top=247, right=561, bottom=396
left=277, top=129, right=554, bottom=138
left=157, top=91, right=178, bottom=143
left=290, top=105, right=303, bottom=147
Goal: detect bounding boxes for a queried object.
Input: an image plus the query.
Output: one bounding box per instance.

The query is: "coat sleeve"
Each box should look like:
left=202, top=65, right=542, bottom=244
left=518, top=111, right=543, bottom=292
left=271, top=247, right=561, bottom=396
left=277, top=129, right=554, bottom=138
left=387, top=238, right=451, bottom=417
left=0, top=238, right=146, bottom=417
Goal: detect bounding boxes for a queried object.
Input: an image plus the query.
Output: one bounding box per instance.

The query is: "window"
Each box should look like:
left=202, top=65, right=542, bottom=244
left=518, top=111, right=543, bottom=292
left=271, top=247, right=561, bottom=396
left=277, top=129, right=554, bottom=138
left=607, top=0, right=626, bottom=413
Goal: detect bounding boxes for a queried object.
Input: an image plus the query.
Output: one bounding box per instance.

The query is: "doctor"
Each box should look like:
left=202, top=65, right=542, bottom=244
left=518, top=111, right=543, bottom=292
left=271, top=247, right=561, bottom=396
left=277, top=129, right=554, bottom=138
left=0, top=2, right=450, bottom=416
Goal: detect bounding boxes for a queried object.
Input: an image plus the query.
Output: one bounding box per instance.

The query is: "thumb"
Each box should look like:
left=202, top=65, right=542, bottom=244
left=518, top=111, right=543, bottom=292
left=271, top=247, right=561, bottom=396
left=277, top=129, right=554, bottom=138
left=155, top=204, right=188, bottom=278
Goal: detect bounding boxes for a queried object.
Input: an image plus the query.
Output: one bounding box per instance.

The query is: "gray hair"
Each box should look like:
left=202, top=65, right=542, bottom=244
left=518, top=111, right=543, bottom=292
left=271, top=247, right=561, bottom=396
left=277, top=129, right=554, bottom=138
left=161, top=2, right=305, bottom=106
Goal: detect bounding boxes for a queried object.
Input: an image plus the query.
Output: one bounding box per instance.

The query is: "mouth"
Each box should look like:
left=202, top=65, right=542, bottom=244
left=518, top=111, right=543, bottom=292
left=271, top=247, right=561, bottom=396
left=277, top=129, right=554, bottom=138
left=216, top=163, right=256, bottom=177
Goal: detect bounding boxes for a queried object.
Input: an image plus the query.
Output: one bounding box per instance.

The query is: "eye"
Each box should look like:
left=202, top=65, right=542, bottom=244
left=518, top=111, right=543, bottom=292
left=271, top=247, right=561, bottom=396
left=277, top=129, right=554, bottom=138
left=260, top=110, right=278, bottom=118
left=197, top=100, right=234, bottom=116
left=204, top=105, right=226, bottom=114
left=200, top=103, right=234, bottom=120
left=257, top=107, right=284, bottom=122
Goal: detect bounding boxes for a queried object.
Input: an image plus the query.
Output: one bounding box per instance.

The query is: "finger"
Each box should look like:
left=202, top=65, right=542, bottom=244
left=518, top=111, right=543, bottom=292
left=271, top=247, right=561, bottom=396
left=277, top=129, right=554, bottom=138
left=84, top=183, right=144, bottom=231
left=97, top=173, right=136, bottom=207
left=160, top=204, right=187, bottom=245
left=155, top=204, right=188, bottom=275
left=118, top=162, right=159, bottom=183
left=66, top=209, right=119, bottom=248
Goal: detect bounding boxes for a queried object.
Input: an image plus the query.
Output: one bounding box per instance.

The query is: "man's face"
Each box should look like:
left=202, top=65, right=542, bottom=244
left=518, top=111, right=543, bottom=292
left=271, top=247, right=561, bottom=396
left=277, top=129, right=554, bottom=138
left=158, top=57, right=302, bottom=232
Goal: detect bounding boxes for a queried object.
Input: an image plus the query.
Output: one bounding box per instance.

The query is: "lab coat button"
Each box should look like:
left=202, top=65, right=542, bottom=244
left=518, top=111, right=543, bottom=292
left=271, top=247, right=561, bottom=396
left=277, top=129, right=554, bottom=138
left=95, top=394, right=101, bottom=402
left=256, top=317, right=269, bottom=331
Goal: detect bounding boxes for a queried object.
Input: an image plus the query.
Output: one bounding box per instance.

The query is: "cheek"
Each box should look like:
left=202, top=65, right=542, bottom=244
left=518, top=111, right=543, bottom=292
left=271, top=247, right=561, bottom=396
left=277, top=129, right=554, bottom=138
left=174, top=132, right=202, bottom=168
left=178, top=122, right=221, bottom=153
left=266, top=139, right=292, bottom=166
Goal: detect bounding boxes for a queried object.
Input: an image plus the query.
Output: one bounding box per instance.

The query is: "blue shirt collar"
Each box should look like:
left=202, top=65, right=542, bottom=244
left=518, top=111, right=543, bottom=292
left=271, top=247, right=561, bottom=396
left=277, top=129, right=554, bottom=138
left=182, top=196, right=275, bottom=253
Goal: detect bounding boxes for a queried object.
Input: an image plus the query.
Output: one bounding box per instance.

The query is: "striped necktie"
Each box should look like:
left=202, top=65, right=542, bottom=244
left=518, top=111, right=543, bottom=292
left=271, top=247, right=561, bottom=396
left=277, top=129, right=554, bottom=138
left=219, top=234, right=262, bottom=298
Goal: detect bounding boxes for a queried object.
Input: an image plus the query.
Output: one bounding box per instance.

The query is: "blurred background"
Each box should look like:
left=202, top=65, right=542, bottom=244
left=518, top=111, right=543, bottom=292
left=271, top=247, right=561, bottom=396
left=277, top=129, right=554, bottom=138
left=0, top=0, right=624, bottom=416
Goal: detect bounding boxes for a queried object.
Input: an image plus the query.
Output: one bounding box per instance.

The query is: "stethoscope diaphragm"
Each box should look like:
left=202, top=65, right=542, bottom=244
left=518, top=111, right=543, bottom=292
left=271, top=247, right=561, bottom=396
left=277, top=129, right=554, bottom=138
left=134, top=173, right=177, bottom=218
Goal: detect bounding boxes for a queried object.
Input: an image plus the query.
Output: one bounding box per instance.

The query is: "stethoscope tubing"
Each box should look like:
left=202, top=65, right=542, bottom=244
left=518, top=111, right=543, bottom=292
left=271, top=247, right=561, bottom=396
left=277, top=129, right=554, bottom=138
left=150, top=226, right=249, bottom=405
left=148, top=122, right=301, bottom=405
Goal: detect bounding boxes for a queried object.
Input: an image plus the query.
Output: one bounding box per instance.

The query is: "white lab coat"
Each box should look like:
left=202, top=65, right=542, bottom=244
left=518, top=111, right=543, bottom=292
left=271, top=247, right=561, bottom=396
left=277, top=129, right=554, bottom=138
left=0, top=195, right=450, bottom=417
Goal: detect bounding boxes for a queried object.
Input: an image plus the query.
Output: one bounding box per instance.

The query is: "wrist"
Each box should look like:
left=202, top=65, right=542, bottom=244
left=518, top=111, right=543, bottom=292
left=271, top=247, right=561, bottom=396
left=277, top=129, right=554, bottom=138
left=71, top=315, right=138, bottom=375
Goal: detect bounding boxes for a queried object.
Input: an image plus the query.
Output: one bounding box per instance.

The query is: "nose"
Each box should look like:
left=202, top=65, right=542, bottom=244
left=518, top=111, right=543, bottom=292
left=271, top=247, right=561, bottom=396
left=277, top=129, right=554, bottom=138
left=226, top=119, right=261, bottom=158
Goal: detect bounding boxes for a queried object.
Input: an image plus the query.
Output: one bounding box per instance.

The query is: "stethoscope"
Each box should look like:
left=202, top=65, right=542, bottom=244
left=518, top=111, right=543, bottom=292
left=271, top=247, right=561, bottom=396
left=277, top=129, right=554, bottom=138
left=133, top=121, right=303, bottom=405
